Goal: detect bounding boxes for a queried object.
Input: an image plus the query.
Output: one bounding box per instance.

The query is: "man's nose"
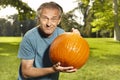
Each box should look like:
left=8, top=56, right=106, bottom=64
left=46, top=19, right=52, bottom=26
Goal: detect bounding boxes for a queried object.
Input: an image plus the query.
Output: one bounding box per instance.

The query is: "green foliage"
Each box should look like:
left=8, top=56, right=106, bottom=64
left=81, top=0, right=89, bottom=7
left=91, top=11, right=114, bottom=31
left=0, top=18, right=14, bottom=36
left=0, top=0, right=36, bottom=20
left=90, top=0, right=114, bottom=36
left=92, top=0, right=113, bottom=26
left=74, top=0, right=120, bottom=37
left=60, top=13, right=81, bottom=32
left=0, top=0, right=120, bottom=38
left=0, top=14, right=36, bottom=36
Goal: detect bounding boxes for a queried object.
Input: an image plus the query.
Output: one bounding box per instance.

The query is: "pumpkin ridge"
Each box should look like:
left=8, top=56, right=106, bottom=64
left=49, top=32, right=89, bottom=69
left=67, top=37, right=83, bottom=67
left=74, top=39, right=89, bottom=68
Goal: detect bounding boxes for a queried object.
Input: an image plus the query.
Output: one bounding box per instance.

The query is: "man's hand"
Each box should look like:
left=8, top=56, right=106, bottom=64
left=53, top=62, right=77, bottom=73
left=71, top=28, right=81, bottom=35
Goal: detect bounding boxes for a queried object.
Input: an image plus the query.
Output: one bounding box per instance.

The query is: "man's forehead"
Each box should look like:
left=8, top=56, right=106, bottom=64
left=41, top=8, right=59, bottom=13
left=40, top=9, right=60, bottom=16
left=40, top=15, right=60, bottom=19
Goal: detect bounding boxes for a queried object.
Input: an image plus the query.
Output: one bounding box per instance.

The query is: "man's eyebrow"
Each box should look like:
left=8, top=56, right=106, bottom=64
left=41, top=15, right=59, bottom=18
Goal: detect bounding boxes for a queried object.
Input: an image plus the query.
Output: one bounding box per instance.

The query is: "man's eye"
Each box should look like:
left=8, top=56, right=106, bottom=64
left=51, top=18, right=57, bottom=20
left=41, top=16, right=59, bottom=22
left=42, top=17, right=48, bottom=19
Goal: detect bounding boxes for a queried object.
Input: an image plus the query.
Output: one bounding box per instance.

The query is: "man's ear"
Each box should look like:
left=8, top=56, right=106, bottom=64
left=57, top=18, right=61, bottom=25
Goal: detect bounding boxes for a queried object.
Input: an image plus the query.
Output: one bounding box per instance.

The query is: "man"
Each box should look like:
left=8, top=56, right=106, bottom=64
left=18, top=2, right=80, bottom=80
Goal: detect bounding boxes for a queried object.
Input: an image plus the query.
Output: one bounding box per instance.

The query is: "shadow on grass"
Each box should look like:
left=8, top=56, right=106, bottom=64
left=0, top=42, right=20, bottom=57
left=89, top=54, right=120, bottom=66
left=106, top=41, right=120, bottom=44
left=88, top=47, right=120, bottom=66
left=0, top=41, right=20, bottom=80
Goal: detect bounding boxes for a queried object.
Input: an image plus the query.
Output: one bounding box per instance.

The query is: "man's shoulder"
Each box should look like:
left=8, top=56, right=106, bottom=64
left=56, top=27, right=64, bottom=33
left=56, top=27, right=63, bottom=30
left=24, top=27, right=38, bottom=37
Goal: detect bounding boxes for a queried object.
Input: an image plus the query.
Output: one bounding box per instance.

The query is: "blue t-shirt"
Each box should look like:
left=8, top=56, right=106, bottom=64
left=18, top=26, right=64, bottom=80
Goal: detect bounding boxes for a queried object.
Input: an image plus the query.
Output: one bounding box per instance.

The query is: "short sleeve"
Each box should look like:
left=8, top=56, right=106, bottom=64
left=57, top=27, right=65, bottom=35
left=18, top=36, right=35, bottom=60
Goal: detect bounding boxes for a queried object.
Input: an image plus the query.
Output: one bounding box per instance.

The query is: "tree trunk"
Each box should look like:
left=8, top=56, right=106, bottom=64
left=83, top=0, right=94, bottom=37
left=113, top=0, right=120, bottom=41
left=84, top=12, right=92, bottom=37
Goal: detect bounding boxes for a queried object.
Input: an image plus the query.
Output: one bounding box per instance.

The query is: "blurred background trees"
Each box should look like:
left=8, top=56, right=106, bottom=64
left=0, top=0, right=120, bottom=41
left=0, top=0, right=36, bottom=36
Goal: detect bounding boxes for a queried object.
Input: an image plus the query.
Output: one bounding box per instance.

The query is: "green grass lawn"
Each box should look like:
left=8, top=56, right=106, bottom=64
left=0, top=37, right=120, bottom=80
left=60, top=38, right=120, bottom=80
left=0, top=37, right=21, bottom=80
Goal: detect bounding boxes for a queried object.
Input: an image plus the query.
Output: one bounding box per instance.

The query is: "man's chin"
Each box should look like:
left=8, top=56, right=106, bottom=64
left=43, top=32, right=53, bottom=37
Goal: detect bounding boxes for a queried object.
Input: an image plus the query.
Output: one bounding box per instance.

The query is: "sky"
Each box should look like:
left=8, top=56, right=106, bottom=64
left=0, top=0, right=78, bottom=18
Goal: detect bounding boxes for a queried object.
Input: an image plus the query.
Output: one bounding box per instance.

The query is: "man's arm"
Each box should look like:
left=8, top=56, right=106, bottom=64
left=21, top=59, right=77, bottom=78
left=21, top=59, right=56, bottom=78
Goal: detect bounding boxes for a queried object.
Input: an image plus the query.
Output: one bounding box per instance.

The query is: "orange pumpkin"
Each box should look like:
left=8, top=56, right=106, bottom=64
left=49, top=32, right=89, bottom=69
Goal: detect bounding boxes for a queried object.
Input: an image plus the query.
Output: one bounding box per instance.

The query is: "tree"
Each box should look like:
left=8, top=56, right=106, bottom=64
left=0, top=14, right=36, bottom=36
left=0, top=18, right=7, bottom=36
left=91, top=0, right=114, bottom=37
left=113, top=0, right=120, bottom=41
left=0, top=0, right=35, bottom=20
left=0, top=0, right=36, bottom=36
left=74, top=0, right=95, bottom=37
left=9, top=14, right=36, bottom=36
left=0, top=18, right=14, bottom=36
left=75, top=0, right=120, bottom=39
left=60, top=13, right=81, bottom=32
